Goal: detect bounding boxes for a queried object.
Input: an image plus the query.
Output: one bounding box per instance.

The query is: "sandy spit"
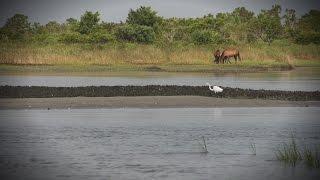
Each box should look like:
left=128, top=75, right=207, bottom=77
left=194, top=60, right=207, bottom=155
left=0, top=96, right=319, bottom=109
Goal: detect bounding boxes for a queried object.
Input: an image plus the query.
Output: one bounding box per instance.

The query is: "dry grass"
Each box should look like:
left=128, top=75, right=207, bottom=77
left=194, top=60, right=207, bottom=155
left=0, top=41, right=319, bottom=69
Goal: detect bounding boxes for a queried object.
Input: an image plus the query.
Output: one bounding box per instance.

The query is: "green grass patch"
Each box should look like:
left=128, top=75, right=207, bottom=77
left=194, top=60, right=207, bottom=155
left=275, top=134, right=320, bottom=168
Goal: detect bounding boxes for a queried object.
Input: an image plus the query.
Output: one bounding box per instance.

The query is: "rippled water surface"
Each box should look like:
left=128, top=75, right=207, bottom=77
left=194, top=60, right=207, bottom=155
left=1, top=68, right=320, bottom=91
left=0, top=107, right=320, bottom=180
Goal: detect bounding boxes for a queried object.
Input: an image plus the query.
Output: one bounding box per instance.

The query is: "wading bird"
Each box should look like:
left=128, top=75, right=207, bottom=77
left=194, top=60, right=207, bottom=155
left=206, top=82, right=223, bottom=93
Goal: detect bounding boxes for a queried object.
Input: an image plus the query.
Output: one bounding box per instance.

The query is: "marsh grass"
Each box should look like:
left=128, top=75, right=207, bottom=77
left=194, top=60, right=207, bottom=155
left=0, top=41, right=319, bottom=72
left=275, top=134, right=320, bottom=168
left=198, top=136, right=208, bottom=153
left=275, top=135, right=302, bottom=166
left=303, top=145, right=320, bottom=168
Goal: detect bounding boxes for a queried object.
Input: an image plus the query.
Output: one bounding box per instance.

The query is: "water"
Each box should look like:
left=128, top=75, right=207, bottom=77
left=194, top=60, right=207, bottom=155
left=1, top=68, right=320, bottom=91
left=0, top=107, right=319, bottom=180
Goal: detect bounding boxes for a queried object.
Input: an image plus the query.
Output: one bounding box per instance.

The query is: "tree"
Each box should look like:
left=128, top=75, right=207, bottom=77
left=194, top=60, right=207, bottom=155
left=248, top=5, right=282, bottom=44
left=191, top=30, right=222, bottom=44
left=283, top=9, right=297, bottom=30
left=2, top=14, right=30, bottom=40
left=66, top=18, right=77, bottom=25
left=126, top=6, right=161, bottom=27
left=298, top=10, right=320, bottom=32
left=294, top=10, right=320, bottom=44
left=116, top=24, right=155, bottom=43
left=78, top=11, right=100, bottom=34
left=44, top=21, right=63, bottom=33
left=232, top=7, right=254, bottom=23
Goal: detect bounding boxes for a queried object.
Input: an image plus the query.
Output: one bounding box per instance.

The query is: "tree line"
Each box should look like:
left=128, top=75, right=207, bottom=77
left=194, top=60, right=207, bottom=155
left=0, top=5, right=319, bottom=45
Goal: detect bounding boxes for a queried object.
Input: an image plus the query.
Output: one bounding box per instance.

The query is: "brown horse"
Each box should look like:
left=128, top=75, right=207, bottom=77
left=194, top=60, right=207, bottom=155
left=219, top=49, right=241, bottom=64
left=213, top=50, right=221, bottom=64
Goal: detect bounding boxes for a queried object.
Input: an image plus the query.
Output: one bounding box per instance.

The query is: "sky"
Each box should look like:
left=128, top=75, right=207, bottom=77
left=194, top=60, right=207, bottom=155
left=0, top=0, right=320, bottom=26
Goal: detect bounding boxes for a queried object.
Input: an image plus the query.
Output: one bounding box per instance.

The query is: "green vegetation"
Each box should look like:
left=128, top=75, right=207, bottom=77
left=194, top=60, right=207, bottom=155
left=275, top=134, right=320, bottom=168
left=0, top=5, right=319, bottom=72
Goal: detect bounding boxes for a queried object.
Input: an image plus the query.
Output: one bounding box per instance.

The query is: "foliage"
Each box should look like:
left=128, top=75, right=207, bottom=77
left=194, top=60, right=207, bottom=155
left=248, top=5, right=282, bottom=44
left=59, top=32, right=87, bottom=43
left=116, top=24, right=155, bottom=43
left=1, top=14, right=30, bottom=40
left=191, top=30, right=222, bottom=44
left=78, top=11, right=100, bottom=34
left=44, top=21, right=64, bottom=33
left=87, top=32, right=115, bottom=43
left=126, top=6, right=161, bottom=27
left=0, top=5, right=320, bottom=46
left=32, top=33, right=59, bottom=44
left=294, top=10, right=320, bottom=44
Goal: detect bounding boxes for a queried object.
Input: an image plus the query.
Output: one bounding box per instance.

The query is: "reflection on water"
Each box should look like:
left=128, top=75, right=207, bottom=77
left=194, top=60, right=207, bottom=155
left=1, top=68, right=320, bottom=91
left=0, top=107, right=320, bottom=179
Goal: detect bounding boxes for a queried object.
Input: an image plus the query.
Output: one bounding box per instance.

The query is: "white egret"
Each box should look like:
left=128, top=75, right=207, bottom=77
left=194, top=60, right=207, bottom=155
left=206, top=82, right=223, bottom=93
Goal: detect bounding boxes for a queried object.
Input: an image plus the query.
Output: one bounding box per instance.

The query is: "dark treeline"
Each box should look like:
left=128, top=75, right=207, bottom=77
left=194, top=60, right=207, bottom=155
left=0, top=5, right=319, bottom=46
left=1, top=85, right=319, bottom=101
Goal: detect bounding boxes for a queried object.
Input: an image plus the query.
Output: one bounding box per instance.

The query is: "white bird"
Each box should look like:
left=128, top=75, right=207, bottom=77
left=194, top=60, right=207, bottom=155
left=206, top=82, right=223, bottom=93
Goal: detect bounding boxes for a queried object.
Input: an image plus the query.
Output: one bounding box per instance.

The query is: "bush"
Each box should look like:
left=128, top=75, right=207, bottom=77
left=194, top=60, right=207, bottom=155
left=295, top=31, right=320, bottom=44
left=116, top=24, right=155, bottom=43
left=87, top=32, right=115, bottom=43
left=191, top=30, right=223, bottom=44
left=32, top=33, right=59, bottom=44
left=59, top=32, right=87, bottom=43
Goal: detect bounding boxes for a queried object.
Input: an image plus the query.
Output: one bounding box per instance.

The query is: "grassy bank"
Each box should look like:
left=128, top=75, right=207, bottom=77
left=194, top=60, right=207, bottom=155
left=0, top=41, right=320, bottom=73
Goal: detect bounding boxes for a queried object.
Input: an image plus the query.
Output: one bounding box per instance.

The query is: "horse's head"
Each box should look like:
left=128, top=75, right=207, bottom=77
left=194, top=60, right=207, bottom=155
left=214, top=50, right=221, bottom=64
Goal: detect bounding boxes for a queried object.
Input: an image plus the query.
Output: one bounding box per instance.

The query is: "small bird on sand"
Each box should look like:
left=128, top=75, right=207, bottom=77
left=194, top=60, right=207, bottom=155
left=206, top=82, right=223, bottom=93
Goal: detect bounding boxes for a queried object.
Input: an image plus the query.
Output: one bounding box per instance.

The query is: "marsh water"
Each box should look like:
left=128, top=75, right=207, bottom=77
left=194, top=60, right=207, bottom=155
left=1, top=67, right=320, bottom=91
left=0, top=107, right=320, bottom=180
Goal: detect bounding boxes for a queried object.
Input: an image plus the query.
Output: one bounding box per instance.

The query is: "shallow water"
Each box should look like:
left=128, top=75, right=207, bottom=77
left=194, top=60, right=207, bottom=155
left=1, top=68, right=320, bottom=91
left=0, top=107, right=320, bottom=180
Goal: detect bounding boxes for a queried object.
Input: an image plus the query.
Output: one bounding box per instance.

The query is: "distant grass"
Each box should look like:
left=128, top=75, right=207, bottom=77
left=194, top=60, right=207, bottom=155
left=275, top=134, right=320, bottom=168
left=0, top=40, right=319, bottom=73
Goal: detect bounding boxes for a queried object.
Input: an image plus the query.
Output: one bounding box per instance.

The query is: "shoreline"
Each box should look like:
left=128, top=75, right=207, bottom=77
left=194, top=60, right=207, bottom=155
left=0, top=96, right=319, bottom=109
left=0, top=64, right=295, bottom=74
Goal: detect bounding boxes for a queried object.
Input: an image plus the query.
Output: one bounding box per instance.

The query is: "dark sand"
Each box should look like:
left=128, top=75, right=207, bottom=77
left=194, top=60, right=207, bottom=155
left=0, top=96, right=319, bottom=109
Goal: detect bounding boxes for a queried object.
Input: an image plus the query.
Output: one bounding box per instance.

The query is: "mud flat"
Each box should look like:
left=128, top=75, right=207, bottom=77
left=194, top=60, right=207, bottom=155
left=1, top=85, right=320, bottom=101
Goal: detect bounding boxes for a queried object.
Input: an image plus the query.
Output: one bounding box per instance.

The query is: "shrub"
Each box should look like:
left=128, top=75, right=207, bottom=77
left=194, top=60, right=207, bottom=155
left=87, top=32, right=115, bottom=43
left=191, top=30, right=223, bottom=44
left=294, top=31, right=320, bottom=44
left=116, top=24, right=155, bottom=43
left=32, top=33, right=59, bottom=44
left=59, top=32, right=87, bottom=43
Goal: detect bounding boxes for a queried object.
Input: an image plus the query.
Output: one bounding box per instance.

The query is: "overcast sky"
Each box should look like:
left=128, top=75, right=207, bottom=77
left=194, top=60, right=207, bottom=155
left=0, top=0, right=319, bottom=26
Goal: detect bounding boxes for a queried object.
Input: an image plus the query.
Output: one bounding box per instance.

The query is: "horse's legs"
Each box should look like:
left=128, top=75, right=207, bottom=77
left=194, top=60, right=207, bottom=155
left=238, top=53, right=241, bottom=61
left=225, top=57, right=231, bottom=64
left=221, top=56, right=225, bottom=64
left=234, top=55, right=237, bottom=62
